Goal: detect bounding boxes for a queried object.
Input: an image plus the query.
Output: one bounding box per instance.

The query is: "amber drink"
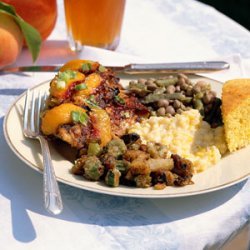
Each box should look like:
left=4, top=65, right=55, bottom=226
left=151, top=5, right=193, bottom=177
left=64, top=0, right=125, bottom=51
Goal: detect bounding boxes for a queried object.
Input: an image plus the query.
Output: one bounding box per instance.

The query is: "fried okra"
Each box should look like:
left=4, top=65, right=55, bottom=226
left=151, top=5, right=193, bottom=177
left=71, top=135, right=194, bottom=189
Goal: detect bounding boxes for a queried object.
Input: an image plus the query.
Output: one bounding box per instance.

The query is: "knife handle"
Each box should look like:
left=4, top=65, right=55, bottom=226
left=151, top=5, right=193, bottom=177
left=124, top=61, right=230, bottom=74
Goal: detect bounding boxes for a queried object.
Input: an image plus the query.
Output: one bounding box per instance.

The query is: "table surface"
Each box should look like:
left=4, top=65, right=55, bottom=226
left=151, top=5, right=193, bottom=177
left=1, top=0, right=250, bottom=249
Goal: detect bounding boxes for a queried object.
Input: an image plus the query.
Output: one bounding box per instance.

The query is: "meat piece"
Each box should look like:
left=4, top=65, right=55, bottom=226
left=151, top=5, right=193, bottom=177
left=46, top=65, right=149, bottom=143
left=171, top=154, right=194, bottom=179
left=171, top=154, right=194, bottom=186
left=56, top=123, right=99, bottom=149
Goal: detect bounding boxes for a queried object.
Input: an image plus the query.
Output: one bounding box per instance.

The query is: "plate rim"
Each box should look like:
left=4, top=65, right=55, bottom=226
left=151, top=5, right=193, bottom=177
left=3, top=77, right=250, bottom=198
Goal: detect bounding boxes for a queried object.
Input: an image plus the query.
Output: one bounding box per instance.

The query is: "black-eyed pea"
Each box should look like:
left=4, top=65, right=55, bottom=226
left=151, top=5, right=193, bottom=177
left=177, top=73, right=189, bottom=81
left=177, top=77, right=186, bottom=87
left=146, top=82, right=157, bottom=91
left=176, top=108, right=183, bottom=114
left=173, top=99, right=182, bottom=109
left=166, top=85, right=175, bottom=94
left=157, top=99, right=169, bottom=107
left=193, top=81, right=206, bottom=93
left=165, top=105, right=175, bottom=115
left=203, top=91, right=216, bottom=104
left=186, top=86, right=193, bottom=96
left=175, top=85, right=181, bottom=92
left=180, top=83, right=189, bottom=91
left=145, top=79, right=154, bottom=85
left=180, top=103, right=186, bottom=109
left=149, top=110, right=156, bottom=117
left=193, top=81, right=209, bottom=93
left=157, top=107, right=166, bottom=116
left=138, top=78, right=147, bottom=84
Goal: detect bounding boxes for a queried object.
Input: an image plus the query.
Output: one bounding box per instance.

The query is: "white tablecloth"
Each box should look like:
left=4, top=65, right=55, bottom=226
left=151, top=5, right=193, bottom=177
left=0, top=0, right=250, bottom=249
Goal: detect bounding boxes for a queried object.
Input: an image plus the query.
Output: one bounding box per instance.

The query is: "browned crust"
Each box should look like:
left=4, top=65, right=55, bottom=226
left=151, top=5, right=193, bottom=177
left=222, top=79, right=250, bottom=117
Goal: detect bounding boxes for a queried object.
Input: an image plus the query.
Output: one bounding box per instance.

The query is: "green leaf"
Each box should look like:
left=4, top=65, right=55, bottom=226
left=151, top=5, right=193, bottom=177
left=0, top=2, right=42, bottom=62
left=0, top=1, right=16, bottom=15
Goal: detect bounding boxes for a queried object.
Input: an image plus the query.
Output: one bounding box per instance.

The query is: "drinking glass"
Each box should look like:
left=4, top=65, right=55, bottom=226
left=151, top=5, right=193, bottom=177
left=64, top=0, right=126, bottom=51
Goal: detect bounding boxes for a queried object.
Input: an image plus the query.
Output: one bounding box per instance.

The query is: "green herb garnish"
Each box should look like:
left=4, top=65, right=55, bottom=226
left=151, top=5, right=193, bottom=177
left=75, top=83, right=87, bottom=91
left=84, top=95, right=100, bottom=108
left=115, top=95, right=125, bottom=104
left=89, top=95, right=97, bottom=103
left=56, top=80, right=66, bottom=89
left=85, top=99, right=100, bottom=108
left=58, top=70, right=77, bottom=82
left=98, top=65, right=106, bottom=72
left=82, top=63, right=92, bottom=71
left=71, top=111, right=88, bottom=125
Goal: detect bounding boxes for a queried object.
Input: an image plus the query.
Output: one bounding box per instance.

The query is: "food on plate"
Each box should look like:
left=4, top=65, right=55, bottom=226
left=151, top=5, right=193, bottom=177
left=71, top=136, right=194, bottom=189
left=41, top=103, right=86, bottom=135
left=42, top=59, right=148, bottom=150
left=221, top=79, right=250, bottom=152
left=128, top=75, right=223, bottom=128
left=41, top=103, right=113, bottom=148
left=40, top=59, right=234, bottom=189
left=129, top=109, right=227, bottom=172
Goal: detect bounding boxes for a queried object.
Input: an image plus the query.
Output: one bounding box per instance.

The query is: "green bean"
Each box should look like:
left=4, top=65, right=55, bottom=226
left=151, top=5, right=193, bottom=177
left=129, top=81, right=149, bottom=96
left=155, top=78, right=178, bottom=87
left=153, top=87, right=166, bottom=95
left=194, top=92, right=204, bottom=99
left=129, top=81, right=147, bottom=90
left=193, top=99, right=204, bottom=115
left=143, top=93, right=191, bottom=104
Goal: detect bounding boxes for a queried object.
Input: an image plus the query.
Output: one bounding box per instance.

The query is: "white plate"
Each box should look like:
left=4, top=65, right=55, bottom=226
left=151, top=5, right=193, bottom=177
left=3, top=74, right=250, bottom=198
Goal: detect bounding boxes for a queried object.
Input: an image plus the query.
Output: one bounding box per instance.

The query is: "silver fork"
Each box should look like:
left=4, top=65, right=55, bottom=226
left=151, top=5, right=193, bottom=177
left=23, top=89, right=63, bottom=215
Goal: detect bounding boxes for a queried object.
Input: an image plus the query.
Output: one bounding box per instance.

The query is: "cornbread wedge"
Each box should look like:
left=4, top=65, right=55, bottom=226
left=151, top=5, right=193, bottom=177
left=221, top=79, right=250, bottom=152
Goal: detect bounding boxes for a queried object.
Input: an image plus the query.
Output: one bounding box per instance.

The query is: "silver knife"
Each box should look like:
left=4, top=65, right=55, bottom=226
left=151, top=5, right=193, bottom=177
left=1, top=61, right=229, bottom=74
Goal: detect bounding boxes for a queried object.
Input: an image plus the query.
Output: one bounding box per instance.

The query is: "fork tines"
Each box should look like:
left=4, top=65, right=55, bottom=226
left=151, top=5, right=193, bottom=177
left=23, top=89, right=47, bottom=136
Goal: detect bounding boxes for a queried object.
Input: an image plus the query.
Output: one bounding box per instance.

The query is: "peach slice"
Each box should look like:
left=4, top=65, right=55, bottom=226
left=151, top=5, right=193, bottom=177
left=59, top=59, right=99, bottom=72
left=74, top=73, right=102, bottom=97
left=50, top=70, right=85, bottom=99
left=41, top=103, right=86, bottom=135
left=90, top=108, right=112, bottom=146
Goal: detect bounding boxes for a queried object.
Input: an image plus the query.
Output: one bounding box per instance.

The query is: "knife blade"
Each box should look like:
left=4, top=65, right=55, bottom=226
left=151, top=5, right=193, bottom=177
left=1, top=61, right=229, bottom=74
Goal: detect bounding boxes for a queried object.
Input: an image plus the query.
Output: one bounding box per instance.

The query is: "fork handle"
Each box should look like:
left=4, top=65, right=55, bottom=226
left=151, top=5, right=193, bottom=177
left=38, top=136, right=63, bottom=215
